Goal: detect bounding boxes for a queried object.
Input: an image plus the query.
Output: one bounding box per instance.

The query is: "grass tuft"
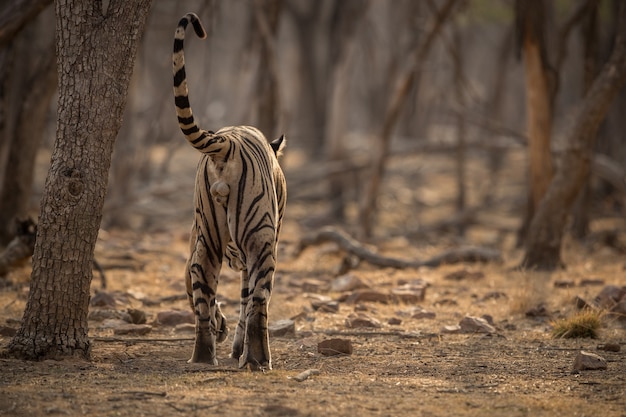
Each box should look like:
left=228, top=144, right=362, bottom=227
left=551, top=309, right=603, bottom=339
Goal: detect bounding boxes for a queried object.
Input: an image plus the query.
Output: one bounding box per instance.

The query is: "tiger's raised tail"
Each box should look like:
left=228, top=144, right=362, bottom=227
left=173, top=13, right=227, bottom=155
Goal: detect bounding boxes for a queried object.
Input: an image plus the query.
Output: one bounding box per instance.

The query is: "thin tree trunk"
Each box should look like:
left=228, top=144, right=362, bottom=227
left=358, top=0, right=457, bottom=238
left=516, top=0, right=554, bottom=246
left=523, top=2, right=626, bottom=270
left=8, top=0, right=152, bottom=360
left=0, top=12, right=56, bottom=246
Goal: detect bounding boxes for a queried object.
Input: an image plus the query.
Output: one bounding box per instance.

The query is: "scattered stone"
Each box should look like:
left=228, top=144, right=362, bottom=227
left=402, top=306, right=436, bottom=320
left=173, top=323, right=195, bottom=333
left=292, top=369, right=320, bottom=382
left=353, top=304, right=369, bottom=312
left=345, top=312, right=381, bottom=328
left=127, top=308, right=147, bottom=324
left=311, top=299, right=340, bottom=313
left=88, top=309, right=131, bottom=323
left=113, top=324, right=152, bottom=336
left=597, top=343, right=620, bottom=352
left=441, top=325, right=461, bottom=334
left=480, top=291, right=507, bottom=301
left=90, top=291, right=117, bottom=308
left=269, top=319, right=296, bottom=337
left=156, top=310, right=194, bottom=326
left=574, top=296, right=591, bottom=310
left=554, top=280, right=575, bottom=288
left=572, top=351, right=607, bottom=371
left=0, top=325, right=16, bottom=337
left=579, top=278, right=605, bottom=287
left=391, top=283, right=427, bottom=303
left=330, top=274, right=369, bottom=292
left=100, top=319, right=130, bottom=329
left=387, top=317, right=402, bottom=325
left=481, top=314, right=495, bottom=326
left=443, top=269, right=485, bottom=281
left=318, top=338, right=353, bottom=356
left=435, top=298, right=458, bottom=306
left=503, top=323, right=517, bottom=331
left=300, top=279, right=328, bottom=292
left=459, top=316, right=496, bottom=334
left=525, top=304, right=549, bottom=317
left=594, top=285, right=626, bottom=309
left=345, top=290, right=390, bottom=304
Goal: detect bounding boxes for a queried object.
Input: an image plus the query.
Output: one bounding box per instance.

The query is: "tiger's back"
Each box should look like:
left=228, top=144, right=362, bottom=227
left=173, top=13, right=286, bottom=370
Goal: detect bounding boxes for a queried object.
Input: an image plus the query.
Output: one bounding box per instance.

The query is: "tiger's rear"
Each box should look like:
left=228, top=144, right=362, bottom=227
left=173, top=13, right=286, bottom=371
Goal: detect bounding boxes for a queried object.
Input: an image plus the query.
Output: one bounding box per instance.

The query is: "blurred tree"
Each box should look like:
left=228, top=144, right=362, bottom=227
left=514, top=0, right=555, bottom=245
left=523, top=1, right=626, bottom=270
left=0, top=1, right=55, bottom=246
left=8, top=0, right=152, bottom=359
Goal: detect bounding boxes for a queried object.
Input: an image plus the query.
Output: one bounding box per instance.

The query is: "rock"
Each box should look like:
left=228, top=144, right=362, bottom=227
left=345, top=290, right=390, bottom=304
left=387, top=317, right=402, bottom=325
left=441, top=325, right=461, bottom=334
left=300, top=279, right=328, bottom=293
left=318, top=338, right=353, bottom=356
left=311, top=299, right=340, bottom=313
left=480, top=291, right=507, bottom=302
left=345, top=313, right=381, bottom=328
left=401, top=306, right=436, bottom=320
left=573, top=351, right=607, bottom=371
left=330, top=274, right=369, bottom=292
left=459, top=316, right=496, bottom=334
left=391, top=283, right=427, bottom=303
left=574, top=296, right=591, bottom=310
left=127, top=308, right=147, bottom=324
left=443, top=269, right=485, bottom=281
left=156, top=310, right=194, bottom=326
left=269, top=319, right=296, bottom=337
left=113, top=324, right=152, bottom=336
left=88, top=309, right=131, bottom=323
left=594, top=285, right=626, bottom=309
left=481, top=314, right=495, bottom=326
left=525, top=304, right=549, bottom=317
left=579, top=278, right=605, bottom=287
left=597, top=343, right=620, bottom=352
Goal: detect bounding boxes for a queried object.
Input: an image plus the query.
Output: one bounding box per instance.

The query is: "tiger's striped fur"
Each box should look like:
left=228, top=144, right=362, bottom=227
left=173, top=12, right=286, bottom=370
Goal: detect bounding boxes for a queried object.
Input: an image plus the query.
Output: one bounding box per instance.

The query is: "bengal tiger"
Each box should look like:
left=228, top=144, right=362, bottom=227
left=173, top=12, right=286, bottom=371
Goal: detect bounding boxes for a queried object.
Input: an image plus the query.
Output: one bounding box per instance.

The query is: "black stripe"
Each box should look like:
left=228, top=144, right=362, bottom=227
left=173, top=67, right=186, bottom=87
left=175, top=95, right=190, bottom=109
left=178, top=115, right=194, bottom=125
left=182, top=125, right=200, bottom=136
left=173, top=38, right=184, bottom=53
left=178, top=17, right=189, bottom=28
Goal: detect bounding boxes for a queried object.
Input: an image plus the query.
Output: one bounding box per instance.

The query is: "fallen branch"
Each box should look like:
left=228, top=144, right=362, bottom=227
left=297, top=227, right=501, bottom=269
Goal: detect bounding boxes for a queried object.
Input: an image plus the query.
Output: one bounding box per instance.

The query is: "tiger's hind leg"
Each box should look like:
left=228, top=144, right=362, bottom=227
left=231, top=269, right=248, bottom=361
left=236, top=236, right=277, bottom=371
left=185, top=197, right=230, bottom=364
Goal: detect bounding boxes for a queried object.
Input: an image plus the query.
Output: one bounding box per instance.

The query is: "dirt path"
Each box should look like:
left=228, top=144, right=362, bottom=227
left=1, top=221, right=625, bottom=417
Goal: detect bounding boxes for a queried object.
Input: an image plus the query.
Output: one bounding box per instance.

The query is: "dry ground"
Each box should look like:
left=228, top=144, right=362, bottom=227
left=0, top=146, right=625, bottom=416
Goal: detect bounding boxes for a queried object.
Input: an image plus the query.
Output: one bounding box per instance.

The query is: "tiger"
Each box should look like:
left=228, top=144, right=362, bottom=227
left=172, top=12, right=286, bottom=371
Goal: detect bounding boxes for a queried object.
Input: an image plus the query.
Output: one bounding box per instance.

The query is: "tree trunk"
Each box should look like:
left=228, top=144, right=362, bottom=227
left=8, top=0, right=152, bottom=360
left=522, top=2, right=626, bottom=270
left=516, top=0, right=554, bottom=246
left=0, top=7, right=56, bottom=246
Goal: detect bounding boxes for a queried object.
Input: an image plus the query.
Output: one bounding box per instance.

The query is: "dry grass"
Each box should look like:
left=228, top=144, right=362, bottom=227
left=551, top=308, right=604, bottom=339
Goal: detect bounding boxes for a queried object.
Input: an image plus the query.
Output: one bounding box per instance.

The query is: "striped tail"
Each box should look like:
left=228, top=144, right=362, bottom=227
left=173, top=13, right=226, bottom=154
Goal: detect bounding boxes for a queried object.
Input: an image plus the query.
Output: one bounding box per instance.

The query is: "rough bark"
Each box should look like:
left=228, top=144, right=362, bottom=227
left=8, top=0, right=152, bottom=360
left=522, top=2, right=626, bottom=270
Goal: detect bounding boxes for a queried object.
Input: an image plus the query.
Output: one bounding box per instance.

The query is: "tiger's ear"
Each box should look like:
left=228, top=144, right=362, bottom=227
left=270, top=134, right=286, bottom=157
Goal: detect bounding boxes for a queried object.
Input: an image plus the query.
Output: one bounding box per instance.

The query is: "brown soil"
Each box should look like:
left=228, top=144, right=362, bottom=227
left=1, top=147, right=625, bottom=416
